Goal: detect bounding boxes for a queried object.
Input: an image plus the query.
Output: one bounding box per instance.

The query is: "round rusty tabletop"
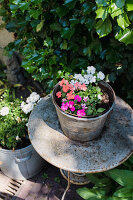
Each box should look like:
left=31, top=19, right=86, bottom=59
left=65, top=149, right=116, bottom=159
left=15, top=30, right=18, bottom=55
left=28, top=95, right=133, bottom=173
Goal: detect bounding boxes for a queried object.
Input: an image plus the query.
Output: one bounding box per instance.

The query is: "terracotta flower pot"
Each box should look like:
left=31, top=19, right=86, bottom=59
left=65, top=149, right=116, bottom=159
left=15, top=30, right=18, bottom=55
left=52, top=81, right=115, bottom=142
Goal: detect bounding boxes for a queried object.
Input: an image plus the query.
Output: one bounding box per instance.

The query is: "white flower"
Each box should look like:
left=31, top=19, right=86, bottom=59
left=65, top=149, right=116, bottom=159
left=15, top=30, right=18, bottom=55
left=21, top=103, right=34, bottom=114
left=97, top=71, right=105, bottom=80
left=70, top=80, right=76, bottom=85
left=26, top=92, right=40, bottom=104
left=16, top=135, right=21, bottom=141
left=26, top=122, right=28, bottom=127
left=73, top=74, right=83, bottom=80
left=87, top=66, right=96, bottom=75
left=90, top=76, right=96, bottom=83
left=0, top=107, right=9, bottom=116
left=98, top=94, right=102, bottom=100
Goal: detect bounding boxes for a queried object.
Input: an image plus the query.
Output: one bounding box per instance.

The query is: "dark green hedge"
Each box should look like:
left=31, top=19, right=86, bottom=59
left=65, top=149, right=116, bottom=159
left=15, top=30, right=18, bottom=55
left=0, top=0, right=133, bottom=106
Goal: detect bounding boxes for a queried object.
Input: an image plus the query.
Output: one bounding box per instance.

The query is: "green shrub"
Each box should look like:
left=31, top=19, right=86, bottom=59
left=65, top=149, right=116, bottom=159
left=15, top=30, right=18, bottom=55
left=0, top=0, right=133, bottom=105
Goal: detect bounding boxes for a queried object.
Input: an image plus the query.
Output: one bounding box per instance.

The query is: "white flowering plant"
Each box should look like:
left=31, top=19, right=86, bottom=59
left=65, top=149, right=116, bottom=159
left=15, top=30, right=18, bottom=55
left=0, top=90, right=41, bottom=150
left=55, top=66, right=108, bottom=117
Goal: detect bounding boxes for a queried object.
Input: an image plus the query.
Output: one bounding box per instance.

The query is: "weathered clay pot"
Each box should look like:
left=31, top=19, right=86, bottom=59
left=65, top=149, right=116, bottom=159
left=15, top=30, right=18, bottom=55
left=52, top=81, right=115, bottom=142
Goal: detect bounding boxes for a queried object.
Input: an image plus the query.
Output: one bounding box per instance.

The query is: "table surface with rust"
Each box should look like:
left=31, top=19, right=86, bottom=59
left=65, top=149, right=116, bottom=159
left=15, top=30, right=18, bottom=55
left=28, top=95, right=133, bottom=173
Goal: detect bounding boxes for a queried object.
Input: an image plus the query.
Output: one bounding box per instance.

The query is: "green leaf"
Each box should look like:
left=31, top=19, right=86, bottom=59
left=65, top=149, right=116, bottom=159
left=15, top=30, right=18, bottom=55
left=110, top=3, right=123, bottom=19
left=117, top=13, right=130, bottom=29
left=55, top=6, right=69, bottom=17
left=86, top=174, right=111, bottom=187
left=125, top=0, right=133, bottom=11
left=61, top=27, right=75, bottom=40
left=97, top=108, right=105, bottom=113
left=96, top=17, right=112, bottom=38
left=19, top=2, right=29, bottom=13
left=96, top=7, right=108, bottom=21
left=60, top=40, right=68, bottom=50
left=113, top=187, right=133, bottom=198
left=86, top=108, right=93, bottom=115
left=95, top=0, right=108, bottom=6
left=6, top=21, right=17, bottom=32
left=114, top=0, right=125, bottom=8
left=64, top=0, right=77, bottom=9
left=76, top=187, right=97, bottom=199
left=105, top=169, right=133, bottom=187
left=50, top=23, right=61, bottom=31
left=29, top=9, right=41, bottom=19
left=36, top=20, right=44, bottom=32
left=115, top=28, right=133, bottom=45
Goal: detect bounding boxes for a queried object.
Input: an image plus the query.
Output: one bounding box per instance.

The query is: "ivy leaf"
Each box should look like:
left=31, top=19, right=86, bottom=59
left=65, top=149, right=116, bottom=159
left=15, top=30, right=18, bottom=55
left=96, top=17, right=112, bottom=38
left=55, top=6, right=69, bottom=17
left=96, top=7, right=108, bottom=21
left=50, top=23, right=61, bottom=31
left=115, top=28, right=133, bottom=45
left=97, top=108, right=105, bottom=113
left=36, top=20, right=44, bottom=32
left=19, top=2, right=29, bottom=13
left=95, top=0, right=108, bottom=6
left=6, top=21, right=17, bottom=32
left=64, top=0, right=77, bottom=9
left=110, top=3, right=123, bottom=19
left=60, top=40, right=68, bottom=50
left=29, top=9, right=42, bottom=19
left=61, top=27, right=75, bottom=40
left=117, top=13, right=130, bottom=29
left=125, top=0, right=133, bottom=11
left=114, top=0, right=125, bottom=8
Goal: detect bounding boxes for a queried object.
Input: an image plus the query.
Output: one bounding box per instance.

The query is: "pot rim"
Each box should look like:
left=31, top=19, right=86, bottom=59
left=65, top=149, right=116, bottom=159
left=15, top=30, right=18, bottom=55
left=52, top=81, right=116, bottom=121
left=0, top=143, right=32, bottom=153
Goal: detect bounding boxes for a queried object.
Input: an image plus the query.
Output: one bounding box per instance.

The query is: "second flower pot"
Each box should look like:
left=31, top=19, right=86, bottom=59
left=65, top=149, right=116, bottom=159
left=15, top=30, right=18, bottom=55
left=52, top=81, right=115, bottom=142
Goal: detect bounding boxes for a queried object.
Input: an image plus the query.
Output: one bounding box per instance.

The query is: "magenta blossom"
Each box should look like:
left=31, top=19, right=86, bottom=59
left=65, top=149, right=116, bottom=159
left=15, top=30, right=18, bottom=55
left=69, top=101, right=74, bottom=108
left=83, top=96, right=88, bottom=102
left=74, top=95, right=82, bottom=102
left=61, top=102, right=69, bottom=111
left=71, top=106, right=75, bottom=112
left=77, top=109, right=86, bottom=117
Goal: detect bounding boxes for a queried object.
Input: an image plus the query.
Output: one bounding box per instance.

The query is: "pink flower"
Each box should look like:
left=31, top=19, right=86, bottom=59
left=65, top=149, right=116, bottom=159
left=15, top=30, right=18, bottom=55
left=62, top=84, right=70, bottom=93
left=69, top=84, right=75, bottom=92
left=83, top=96, right=88, bottom=102
left=69, top=101, right=74, bottom=108
left=61, top=102, right=69, bottom=111
left=59, top=78, right=65, bottom=86
left=67, top=91, right=75, bottom=100
left=71, top=106, right=75, bottom=112
left=79, top=83, right=87, bottom=91
left=56, top=91, right=62, bottom=98
left=59, top=78, right=69, bottom=86
left=74, top=95, right=82, bottom=102
left=77, top=109, right=86, bottom=117
left=74, top=82, right=80, bottom=89
left=81, top=103, right=87, bottom=109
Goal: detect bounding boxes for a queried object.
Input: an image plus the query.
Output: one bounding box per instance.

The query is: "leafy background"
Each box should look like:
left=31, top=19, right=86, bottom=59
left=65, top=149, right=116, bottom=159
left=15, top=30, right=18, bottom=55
left=0, top=0, right=133, bottom=106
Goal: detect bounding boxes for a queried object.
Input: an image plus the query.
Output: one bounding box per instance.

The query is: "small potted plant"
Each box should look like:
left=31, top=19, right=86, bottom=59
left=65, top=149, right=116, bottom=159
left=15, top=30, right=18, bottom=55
left=0, top=90, right=45, bottom=180
left=52, top=66, right=115, bottom=142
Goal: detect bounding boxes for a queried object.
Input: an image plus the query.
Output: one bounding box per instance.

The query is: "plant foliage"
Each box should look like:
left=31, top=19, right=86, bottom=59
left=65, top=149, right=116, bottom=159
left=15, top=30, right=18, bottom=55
left=77, top=156, right=133, bottom=200
left=0, top=0, right=133, bottom=105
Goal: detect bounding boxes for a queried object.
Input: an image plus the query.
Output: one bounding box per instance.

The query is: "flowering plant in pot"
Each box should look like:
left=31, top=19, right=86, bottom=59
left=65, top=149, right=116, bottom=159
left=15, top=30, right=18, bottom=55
left=52, top=66, right=115, bottom=142
left=0, top=90, right=44, bottom=180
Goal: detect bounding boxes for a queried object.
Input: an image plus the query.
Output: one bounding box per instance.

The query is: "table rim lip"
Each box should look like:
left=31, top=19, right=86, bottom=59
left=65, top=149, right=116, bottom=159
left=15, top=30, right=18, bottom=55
left=28, top=136, right=133, bottom=173
left=28, top=95, right=133, bottom=173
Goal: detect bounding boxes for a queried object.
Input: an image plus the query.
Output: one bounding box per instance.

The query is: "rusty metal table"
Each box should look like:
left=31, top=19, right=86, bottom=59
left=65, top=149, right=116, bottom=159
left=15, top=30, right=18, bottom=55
left=28, top=95, right=133, bottom=184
